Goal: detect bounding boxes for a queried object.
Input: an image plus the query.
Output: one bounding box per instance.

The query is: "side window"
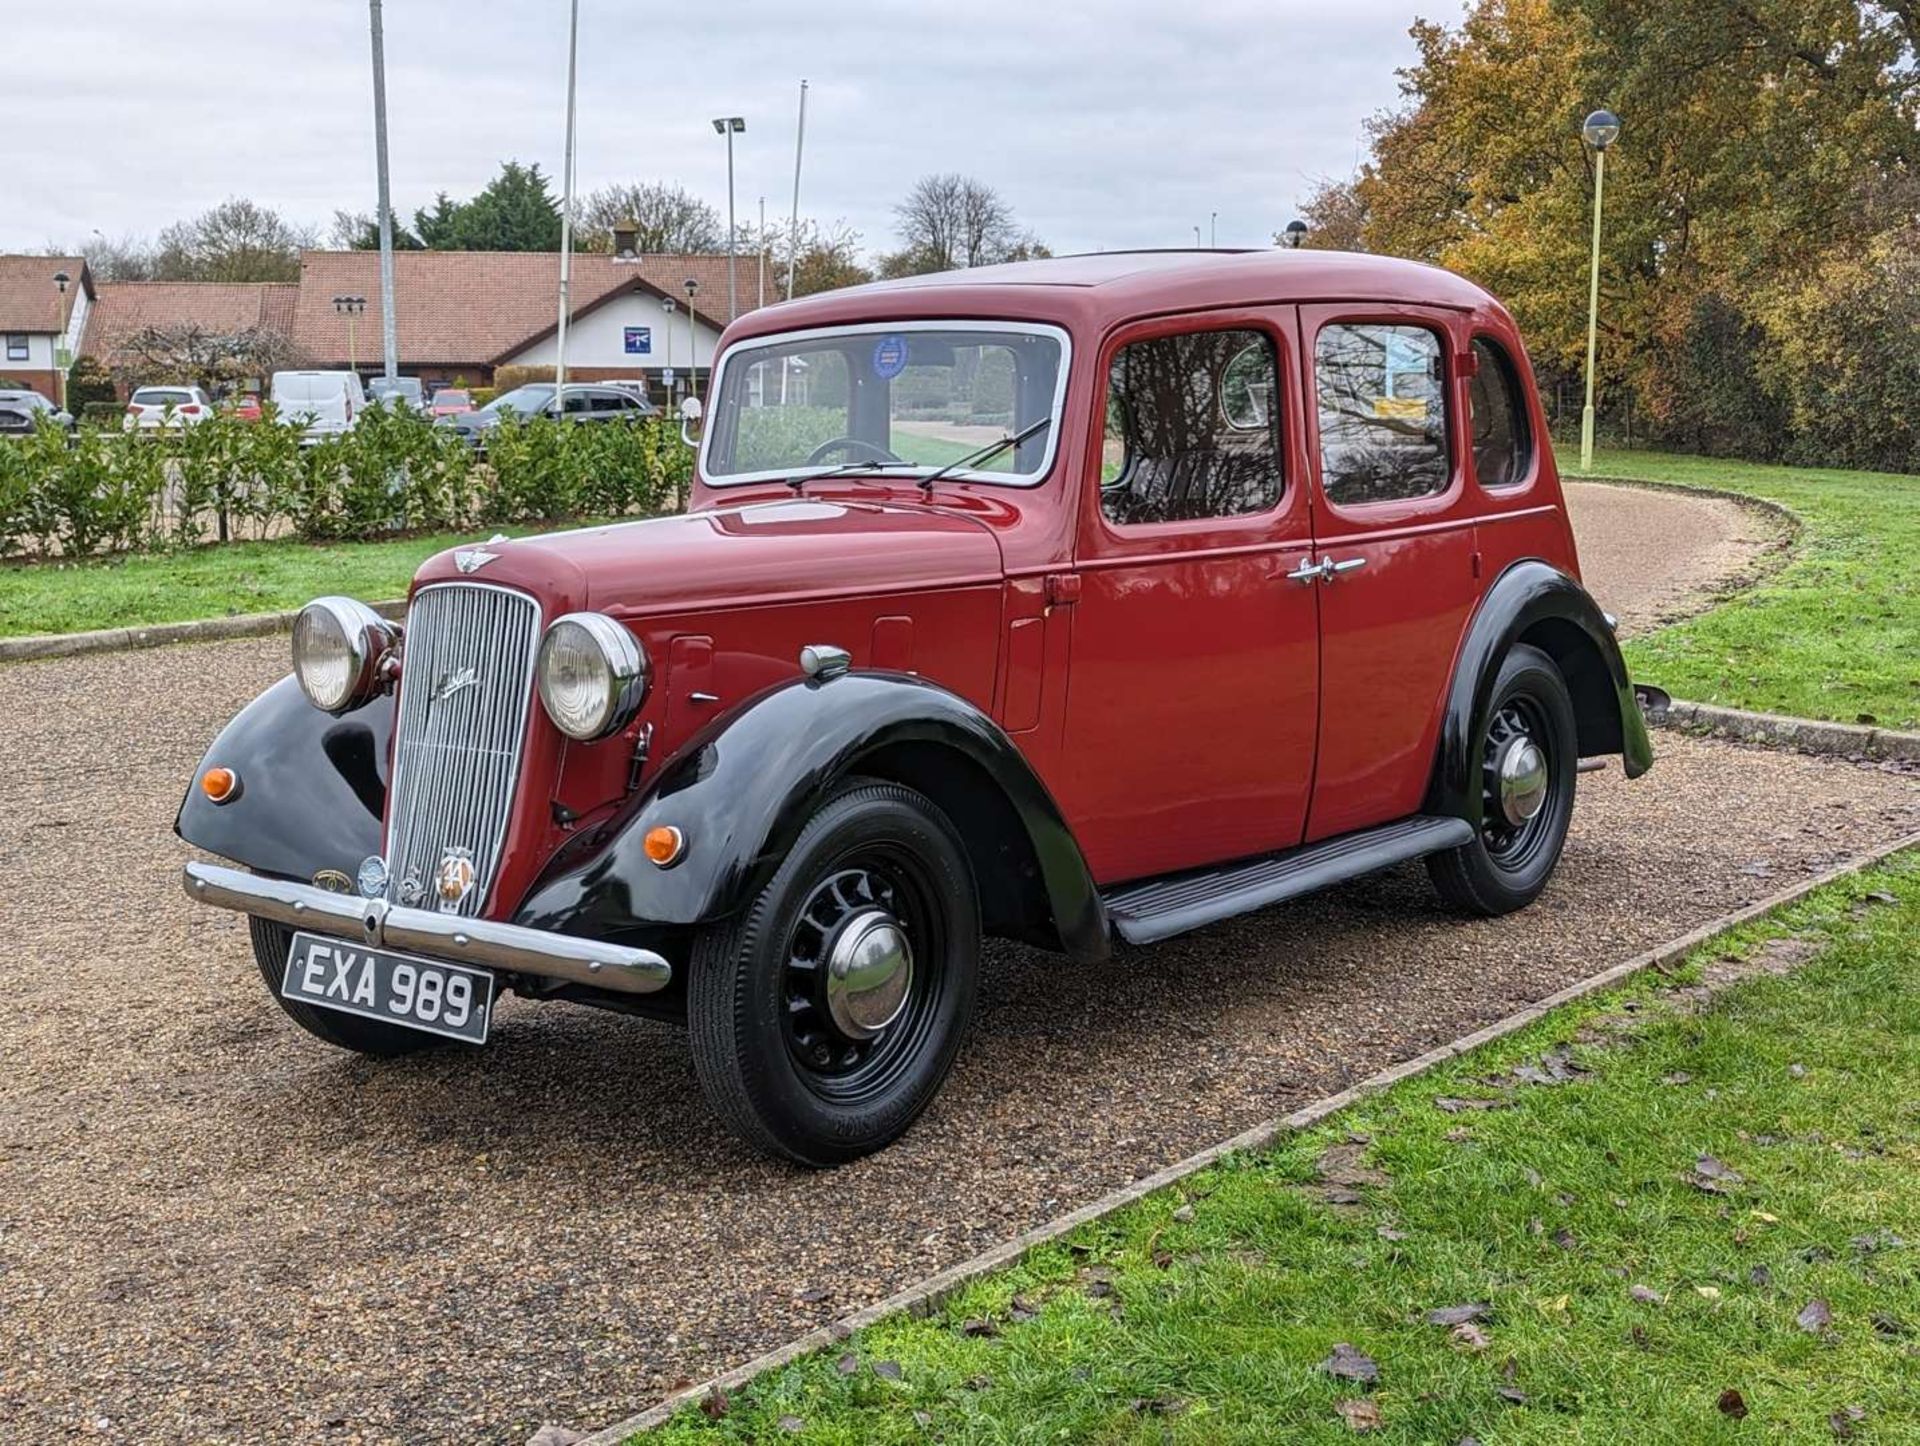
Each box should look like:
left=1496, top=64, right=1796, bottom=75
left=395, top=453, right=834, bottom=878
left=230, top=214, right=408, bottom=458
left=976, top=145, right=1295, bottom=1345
left=561, top=391, right=591, bottom=415
left=4, top=335, right=28, bottom=362
left=1469, top=338, right=1533, bottom=488
left=1101, top=328, right=1283, bottom=527
left=1314, top=323, right=1450, bottom=506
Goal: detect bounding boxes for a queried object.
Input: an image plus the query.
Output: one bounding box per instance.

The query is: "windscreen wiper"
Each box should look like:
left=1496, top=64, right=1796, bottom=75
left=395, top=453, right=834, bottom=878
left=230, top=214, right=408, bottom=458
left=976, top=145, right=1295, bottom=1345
left=788, top=460, right=921, bottom=493
left=916, top=416, right=1053, bottom=492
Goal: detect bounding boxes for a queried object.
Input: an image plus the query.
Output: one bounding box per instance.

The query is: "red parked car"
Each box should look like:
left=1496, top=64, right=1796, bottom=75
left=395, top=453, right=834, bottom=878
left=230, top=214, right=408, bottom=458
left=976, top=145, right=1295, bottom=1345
left=178, top=250, right=1651, bottom=1164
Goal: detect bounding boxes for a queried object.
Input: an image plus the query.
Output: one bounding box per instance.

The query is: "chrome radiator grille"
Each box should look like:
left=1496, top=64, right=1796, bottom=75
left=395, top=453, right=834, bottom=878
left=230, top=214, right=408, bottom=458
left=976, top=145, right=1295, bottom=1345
left=385, top=582, right=541, bottom=914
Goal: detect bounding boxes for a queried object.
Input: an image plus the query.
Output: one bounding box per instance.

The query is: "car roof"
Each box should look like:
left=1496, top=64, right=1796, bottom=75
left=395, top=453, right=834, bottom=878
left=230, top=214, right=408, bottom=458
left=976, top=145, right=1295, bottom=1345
left=724, top=248, right=1506, bottom=346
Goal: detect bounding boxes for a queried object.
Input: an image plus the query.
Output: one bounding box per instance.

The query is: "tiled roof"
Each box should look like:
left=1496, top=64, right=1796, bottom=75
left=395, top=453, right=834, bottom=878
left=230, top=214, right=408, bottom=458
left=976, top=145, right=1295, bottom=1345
left=84, top=282, right=299, bottom=368
left=290, top=250, right=748, bottom=367
left=0, top=256, right=91, bottom=333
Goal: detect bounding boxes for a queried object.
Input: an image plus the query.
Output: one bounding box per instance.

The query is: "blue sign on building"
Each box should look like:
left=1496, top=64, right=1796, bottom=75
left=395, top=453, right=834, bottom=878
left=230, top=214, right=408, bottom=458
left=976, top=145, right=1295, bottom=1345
left=624, top=326, right=653, bottom=356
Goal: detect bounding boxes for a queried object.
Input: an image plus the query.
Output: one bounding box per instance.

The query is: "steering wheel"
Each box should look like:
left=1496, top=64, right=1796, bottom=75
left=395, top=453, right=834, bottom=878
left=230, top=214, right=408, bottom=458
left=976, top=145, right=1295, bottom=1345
left=805, top=436, right=904, bottom=466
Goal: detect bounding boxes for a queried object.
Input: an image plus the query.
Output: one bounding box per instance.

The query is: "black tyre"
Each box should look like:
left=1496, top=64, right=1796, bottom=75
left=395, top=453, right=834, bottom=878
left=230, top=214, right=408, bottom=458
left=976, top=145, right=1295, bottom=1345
left=1427, top=643, right=1578, bottom=916
left=688, top=778, right=980, bottom=1167
left=248, top=915, right=441, bottom=1057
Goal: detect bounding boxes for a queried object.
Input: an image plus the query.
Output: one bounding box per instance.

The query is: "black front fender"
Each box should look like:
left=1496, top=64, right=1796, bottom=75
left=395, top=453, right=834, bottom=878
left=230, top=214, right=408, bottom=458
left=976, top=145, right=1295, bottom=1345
left=175, top=675, right=392, bottom=885
left=1427, top=560, right=1653, bottom=825
left=514, top=672, right=1109, bottom=961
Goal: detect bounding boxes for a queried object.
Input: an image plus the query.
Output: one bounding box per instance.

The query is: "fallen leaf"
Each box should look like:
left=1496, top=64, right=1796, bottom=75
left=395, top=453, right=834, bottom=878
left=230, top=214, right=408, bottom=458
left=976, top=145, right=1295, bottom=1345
left=795, top=1286, right=831, bottom=1304
left=1542, top=1294, right=1570, bottom=1314
left=1129, top=1396, right=1186, bottom=1417
left=1751, top=1265, right=1774, bottom=1288
left=1686, top=1155, right=1745, bottom=1194
left=700, top=1387, right=729, bottom=1421
left=1697, top=1286, right=1722, bottom=1300
left=1425, top=1303, right=1491, bottom=1327
left=1497, top=1386, right=1528, bottom=1406
left=1377, top=1226, right=1409, bottom=1242
left=1450, top=1323, right=1490, bottom=1351
left=1789, top=1063, right=1807, bottom=1079
left=873, top=1360, right=903, bottom=1381
left=1334, top=1398, right=1383, bottom=1432
left=1751, top=1210, right=1780, bottom=1224
left=959, top=1317, right=998, bottom=1338
left=1553, top=1227, right=1578, bottom=1250
left=964, top=1374, right=992, bottom=1391
left=1630, top=1285, right=1663, bottom=1305
left=1863, top=890, right=1897, bottom=906
left=1717, top=1388, right=1749, bottom=1420
left=1797, top=1299, right=1833, bottom=1333
left=1319, top=1342, right=1380, bottom=1384
left=1661, top=1071, right=1693, bottom=1086
left=777, top=1416, right=806, bottom=1434
left=1435, top=1096, right=1510, bottom=1113
left=1872, top=1312, right=1909, bottom=1337
left=835, top=1352, right=858, bottom=1376
left=913, top=1411, right=933, bottom=1428
left=1009, top=1293, right=1038, bottom=1322
left=1831, top=1404, right=1867, bottom=1438
left=1171, top=1204, right=1195, bottom=1223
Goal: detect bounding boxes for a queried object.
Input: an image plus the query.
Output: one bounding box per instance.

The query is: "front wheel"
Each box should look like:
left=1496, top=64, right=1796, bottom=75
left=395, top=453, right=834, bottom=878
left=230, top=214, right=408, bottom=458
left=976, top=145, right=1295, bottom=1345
left=1427, top=643, right=1578, bottom=916
left=249, top=916, right=441, bottom=1057
left=688, top=779, right=980, bottom=1167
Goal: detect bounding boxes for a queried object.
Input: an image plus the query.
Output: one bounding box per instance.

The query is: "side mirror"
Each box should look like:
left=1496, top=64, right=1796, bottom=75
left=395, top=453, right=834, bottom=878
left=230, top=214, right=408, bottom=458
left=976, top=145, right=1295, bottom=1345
left=678, top=395, right=703, bottom=449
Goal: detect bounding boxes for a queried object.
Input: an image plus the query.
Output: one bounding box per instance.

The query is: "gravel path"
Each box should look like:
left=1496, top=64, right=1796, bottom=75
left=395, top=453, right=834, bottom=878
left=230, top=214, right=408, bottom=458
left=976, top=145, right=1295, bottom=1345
left=1563, top=481, right=1777, bottom=637
left=2, top=487, right=1905, bottom=1445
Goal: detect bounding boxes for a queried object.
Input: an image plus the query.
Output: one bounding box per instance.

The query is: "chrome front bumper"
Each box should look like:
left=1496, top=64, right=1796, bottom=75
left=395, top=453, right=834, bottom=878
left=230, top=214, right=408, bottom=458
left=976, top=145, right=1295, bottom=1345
left=181, top=860, right=672, bottom=995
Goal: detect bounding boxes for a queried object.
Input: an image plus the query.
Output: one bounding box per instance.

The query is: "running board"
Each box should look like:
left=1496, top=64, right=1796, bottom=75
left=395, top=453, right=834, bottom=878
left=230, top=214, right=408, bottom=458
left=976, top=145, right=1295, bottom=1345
left=1102, top=814, right=1476, bottom=946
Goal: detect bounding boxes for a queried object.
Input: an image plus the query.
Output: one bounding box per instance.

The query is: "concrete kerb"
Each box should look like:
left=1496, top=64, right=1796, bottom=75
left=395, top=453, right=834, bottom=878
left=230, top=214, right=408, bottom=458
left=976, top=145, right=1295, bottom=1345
left=1650, top=698, right=1920, bottom=765
left=0, top=600, right=407, bottom=664
left=574, top=829, right=1920, bottom=1444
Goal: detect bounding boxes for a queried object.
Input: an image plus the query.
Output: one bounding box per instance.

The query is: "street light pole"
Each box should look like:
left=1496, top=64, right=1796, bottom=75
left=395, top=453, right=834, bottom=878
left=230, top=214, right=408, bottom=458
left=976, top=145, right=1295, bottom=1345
left=662, top=296, right=676, bottom=405
left=368, top=0, right=398, bottom=381
left=1579, top=109, right=1620, bottom=474
left=334, top=295, right=366, bottom=374
left=1210, top=211, right=1217, bottom=248
left=52, top=271, right=71, bottom=410
left=684, top=279, right=701, bottom=403
left=554, top=0, right=581, bottom=394
left=712, top=117, right=745, bottom=321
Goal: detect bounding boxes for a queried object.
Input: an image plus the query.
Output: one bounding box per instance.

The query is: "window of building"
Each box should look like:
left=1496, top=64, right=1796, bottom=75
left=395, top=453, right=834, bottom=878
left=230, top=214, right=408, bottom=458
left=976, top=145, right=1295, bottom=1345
left=1469, top=337, right=1533, bottom=488
left=1314, top=323, right=1451, bottom=506
left=1101, top=328, right=1284, bottom=526
left=4, top=335, right=28, bottom=362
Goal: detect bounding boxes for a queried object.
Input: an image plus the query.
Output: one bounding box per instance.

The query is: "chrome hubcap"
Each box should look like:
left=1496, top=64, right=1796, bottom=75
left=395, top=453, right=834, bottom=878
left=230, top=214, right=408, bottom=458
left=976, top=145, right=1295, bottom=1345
left=1496, top=737, right=1548, bottom=827
left=823, top=907, right=913, bottom=1040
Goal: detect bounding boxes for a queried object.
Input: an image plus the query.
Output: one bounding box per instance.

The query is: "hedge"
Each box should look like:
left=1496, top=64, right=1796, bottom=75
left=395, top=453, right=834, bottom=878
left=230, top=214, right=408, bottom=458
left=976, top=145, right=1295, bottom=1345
left=0, top=408, right=693, bottom=559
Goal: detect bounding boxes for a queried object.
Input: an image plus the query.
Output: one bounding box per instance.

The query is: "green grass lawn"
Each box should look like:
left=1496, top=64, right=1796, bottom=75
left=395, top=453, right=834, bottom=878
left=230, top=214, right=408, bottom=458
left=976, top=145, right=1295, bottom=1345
left=0, top=522, right=581, bottom=639
left=646, top=854, right=1920, bottom=1443
left=1578, top=448, right=1919, bottom=730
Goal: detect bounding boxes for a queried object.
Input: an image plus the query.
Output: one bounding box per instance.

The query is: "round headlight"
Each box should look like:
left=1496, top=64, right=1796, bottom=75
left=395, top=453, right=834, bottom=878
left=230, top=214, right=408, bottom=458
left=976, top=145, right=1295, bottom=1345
left=536, top=612, right=648, bottom=741
left=292, top=596, right=397, bottom=713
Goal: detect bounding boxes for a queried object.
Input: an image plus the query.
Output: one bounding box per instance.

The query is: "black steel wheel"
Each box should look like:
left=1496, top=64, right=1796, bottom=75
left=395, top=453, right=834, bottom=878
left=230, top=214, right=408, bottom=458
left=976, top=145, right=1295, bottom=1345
left=1428, top=643, right=1578, bottom=916
left=248, top=915, right=441, bottom=1057
left=688, top=778, right=979, bottom=1166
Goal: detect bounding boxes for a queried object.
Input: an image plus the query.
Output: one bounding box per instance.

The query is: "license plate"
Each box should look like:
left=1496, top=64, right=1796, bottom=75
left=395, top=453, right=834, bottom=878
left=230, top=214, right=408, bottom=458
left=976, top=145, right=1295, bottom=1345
left=283, top=932, right=493, bottom=1044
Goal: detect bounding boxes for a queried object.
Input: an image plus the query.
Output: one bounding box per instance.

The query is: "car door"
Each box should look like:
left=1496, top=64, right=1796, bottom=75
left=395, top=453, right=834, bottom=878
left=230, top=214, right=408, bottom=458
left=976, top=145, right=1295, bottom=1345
left=1054, top=312, right=1320, bottom=885
left=1297, top=305, right=1483, bottom=842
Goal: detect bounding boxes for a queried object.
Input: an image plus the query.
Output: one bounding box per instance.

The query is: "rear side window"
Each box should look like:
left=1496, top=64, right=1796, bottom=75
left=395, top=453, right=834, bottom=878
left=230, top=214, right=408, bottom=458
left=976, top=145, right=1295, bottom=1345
left=1101, top=328, right=1284, bottom=527
left=1469, top=338, right=1533, bottom=488
left=1314, top=323, right=1450, bottom=506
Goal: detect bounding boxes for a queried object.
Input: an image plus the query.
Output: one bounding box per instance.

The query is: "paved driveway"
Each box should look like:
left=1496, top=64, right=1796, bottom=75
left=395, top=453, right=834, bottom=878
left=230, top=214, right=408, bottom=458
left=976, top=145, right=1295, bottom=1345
left=1, top=486, right=1910, bottom=1443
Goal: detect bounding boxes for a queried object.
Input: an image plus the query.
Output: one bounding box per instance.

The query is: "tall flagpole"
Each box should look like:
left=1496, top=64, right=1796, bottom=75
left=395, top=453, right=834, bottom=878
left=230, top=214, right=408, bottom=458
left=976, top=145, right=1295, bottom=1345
left=781, top=79, right=807, bottom=402
left=554, top=0, right=581, bottom=392
left=369, top=0, right=398, bottom=381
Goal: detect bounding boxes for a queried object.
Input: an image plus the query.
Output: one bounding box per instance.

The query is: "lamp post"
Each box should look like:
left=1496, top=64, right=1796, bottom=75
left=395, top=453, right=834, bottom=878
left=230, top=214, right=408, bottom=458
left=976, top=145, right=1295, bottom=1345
left=368, top=0, right=399, bottom=381
left=661, top=296, right=677, bottom=405
left=554, top=0, right=581, bottom=393
left=712, top=116, right=746, bottom=321
left=1280, top=220, right=1308, bottom=249
left=1210, top=211, right=1218, bottom=248
left=333, top=295, right=367, bottom=374
left=1578, top=109, right=1620, bottom=474
left=683, top=279, right=701, bottom=404
left=1192, top=225, right=1202, bottom=248
left=52, top=271, right=71, bottom=409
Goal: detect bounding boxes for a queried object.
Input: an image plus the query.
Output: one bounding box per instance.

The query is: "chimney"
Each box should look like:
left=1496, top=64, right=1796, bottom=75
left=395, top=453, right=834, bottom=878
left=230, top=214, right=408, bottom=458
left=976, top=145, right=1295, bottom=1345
left=612, top=219, right=640, bottom=261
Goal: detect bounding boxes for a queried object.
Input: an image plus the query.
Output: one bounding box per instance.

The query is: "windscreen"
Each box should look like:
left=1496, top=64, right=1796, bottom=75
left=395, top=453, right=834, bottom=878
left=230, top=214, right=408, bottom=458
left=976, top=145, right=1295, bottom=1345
left=703, top=324, right=1067, bottom=485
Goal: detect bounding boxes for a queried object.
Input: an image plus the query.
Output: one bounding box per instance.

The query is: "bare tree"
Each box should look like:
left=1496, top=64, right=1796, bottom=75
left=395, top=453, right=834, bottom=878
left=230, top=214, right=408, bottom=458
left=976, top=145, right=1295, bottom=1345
left=576, top=182, right=724, bottom=253
left=152, top=198, right=315, bottom=283
left=43, top=234, right=155, bottom=281
left=113, top=323, right=307, bottom=390
left=883, top=174, right=1037, bottom=275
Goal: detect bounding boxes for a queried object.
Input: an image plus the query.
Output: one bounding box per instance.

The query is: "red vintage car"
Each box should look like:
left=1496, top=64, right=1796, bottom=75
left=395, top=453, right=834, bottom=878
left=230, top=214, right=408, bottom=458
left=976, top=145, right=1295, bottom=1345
left=179, top=250, right=1651, bottom=1165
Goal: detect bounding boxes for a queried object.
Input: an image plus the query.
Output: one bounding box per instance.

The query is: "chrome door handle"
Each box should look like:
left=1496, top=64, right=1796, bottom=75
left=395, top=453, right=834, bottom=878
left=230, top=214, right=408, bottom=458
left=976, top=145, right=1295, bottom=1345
left=1325, top=557, right=1367, bottom=576
left=1285, top=558, right=1328, bottom=584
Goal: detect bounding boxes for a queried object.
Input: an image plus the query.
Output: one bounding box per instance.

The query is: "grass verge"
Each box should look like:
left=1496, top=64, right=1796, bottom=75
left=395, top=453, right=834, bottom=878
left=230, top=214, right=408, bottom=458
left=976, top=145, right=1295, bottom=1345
left=0, top=520, right=606, bottom=639
left=645, top=853, right=1920, bottom=1443
left=1580, top=448, right=1919, bottom=730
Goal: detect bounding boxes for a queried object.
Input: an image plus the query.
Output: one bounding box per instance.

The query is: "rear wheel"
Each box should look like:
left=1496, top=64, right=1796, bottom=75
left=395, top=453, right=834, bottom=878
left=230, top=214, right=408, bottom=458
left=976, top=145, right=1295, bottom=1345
left=1427, top=643, right=1578, bottom=916
left=688, top=779, right=980, bottom=1167
left=248, top=916, right=440, bottom=1057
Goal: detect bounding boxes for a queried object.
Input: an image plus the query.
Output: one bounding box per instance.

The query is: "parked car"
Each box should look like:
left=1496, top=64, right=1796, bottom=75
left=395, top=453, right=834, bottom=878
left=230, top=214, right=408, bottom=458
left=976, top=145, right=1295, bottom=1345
left=270, top=370, right=367, bottom=441
left=435, top=382, right=655, bottom=447
left=224, top=393, right=264, bottom=423
left=178, top=250, right=1651, bottom=1166
left=427, top=387, right=473, bottom=419
left=0, top=388, right=72, bottom=435
left=368, top=376, right=428, bottom=414
left=123, top=385, right=214, bottom=431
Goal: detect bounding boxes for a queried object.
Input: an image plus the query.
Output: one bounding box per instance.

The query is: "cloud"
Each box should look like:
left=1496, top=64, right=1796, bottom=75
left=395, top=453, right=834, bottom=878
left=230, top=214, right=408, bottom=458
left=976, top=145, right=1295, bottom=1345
left=3, top=0, right=1419, bottom=257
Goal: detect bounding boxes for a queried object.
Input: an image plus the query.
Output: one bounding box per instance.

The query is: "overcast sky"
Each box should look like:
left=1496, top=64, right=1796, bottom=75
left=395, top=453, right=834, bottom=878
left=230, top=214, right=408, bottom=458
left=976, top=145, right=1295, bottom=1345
left=4, top=0, right=1427, bottom=260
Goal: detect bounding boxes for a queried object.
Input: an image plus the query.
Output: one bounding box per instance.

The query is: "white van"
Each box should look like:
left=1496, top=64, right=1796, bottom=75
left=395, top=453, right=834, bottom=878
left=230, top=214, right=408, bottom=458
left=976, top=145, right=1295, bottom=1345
left=270, top=371, right=367, bottom=441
